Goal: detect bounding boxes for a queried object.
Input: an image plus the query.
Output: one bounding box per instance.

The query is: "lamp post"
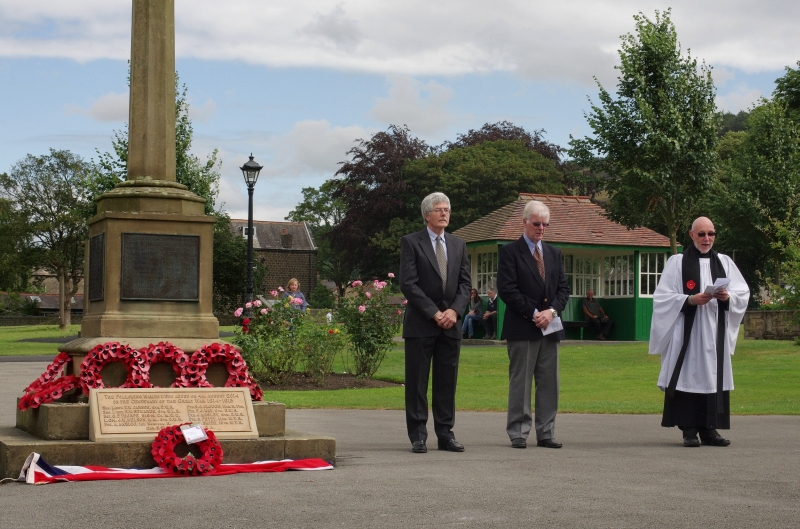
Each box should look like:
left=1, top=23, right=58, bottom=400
left=240, top=154, right=262, bottom=314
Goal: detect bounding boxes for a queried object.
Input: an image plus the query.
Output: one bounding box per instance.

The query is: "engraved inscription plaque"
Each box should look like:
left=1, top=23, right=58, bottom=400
left=89, top=233, right=105, bottom=302
left=121, top=233, right=199, bottom=301
left=89, top=387, right=259, bottom=442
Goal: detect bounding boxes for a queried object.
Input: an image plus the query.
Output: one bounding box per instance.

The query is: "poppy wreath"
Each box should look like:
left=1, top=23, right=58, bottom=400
left=18, top=374, right=80, bottom=411
left=23, top=351, right=71, bottom=394
left=151, top=423, right=223, bottom=476
left=185, top=342, right=263, bottom=401
left=138, top=341, right=191, bottom=388
left=79, top=342, right=148, bottom=394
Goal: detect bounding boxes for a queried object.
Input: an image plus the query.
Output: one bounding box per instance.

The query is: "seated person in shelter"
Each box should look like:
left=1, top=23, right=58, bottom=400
left=582, top=289, right=613, bottom=340
left=461, top=289, right=483, bottom=339
left=284, top=278, right=308, bottom=312
left=482, top=288, right=499, bottom=340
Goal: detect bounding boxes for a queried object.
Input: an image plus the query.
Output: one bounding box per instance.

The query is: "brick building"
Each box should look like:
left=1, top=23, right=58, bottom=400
left=229, top=220, right=318, bottom=298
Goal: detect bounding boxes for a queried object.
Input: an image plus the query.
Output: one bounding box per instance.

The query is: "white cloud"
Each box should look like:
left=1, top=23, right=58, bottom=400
left=371, top=76, right=452, bottom=134
left=711, top=66, right=735, bottom=87
left=210, top=120, right=372, bottom=221
left=2, top=1, right=798, bottom=83
left=716, top=85, right=763, bottom=113
left=188, top=98, right=216, bottom=123
left=66, top=91, right=128, bottom=122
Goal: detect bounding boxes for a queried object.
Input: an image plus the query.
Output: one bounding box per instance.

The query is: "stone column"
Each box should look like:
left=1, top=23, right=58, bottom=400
left=62, top=0, right=221, bottom=382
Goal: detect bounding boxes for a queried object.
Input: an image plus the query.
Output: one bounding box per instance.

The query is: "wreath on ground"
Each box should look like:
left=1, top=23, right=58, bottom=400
left=151, top=423, right=223, bottom=475
left=18, top=341, right=263, bottom=411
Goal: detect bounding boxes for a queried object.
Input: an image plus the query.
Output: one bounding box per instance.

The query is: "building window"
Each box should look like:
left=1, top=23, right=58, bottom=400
left=475, top=250, right=498, bottom=294
left=640, top=252, right=667, bottom=296
left=566, top=255, right=602, bottom=297
left=604, top=254, right=634, bottom=297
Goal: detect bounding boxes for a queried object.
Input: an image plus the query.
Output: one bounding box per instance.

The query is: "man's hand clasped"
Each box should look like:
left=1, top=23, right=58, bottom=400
left=533, top=309, right=554, bottom=329
left=690, top=289, right=729, bottom=307
left=435, top=309, right=458, bottom=329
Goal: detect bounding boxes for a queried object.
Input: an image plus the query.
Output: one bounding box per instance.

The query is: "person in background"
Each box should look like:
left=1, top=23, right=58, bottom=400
left=582, top=289, right=614, bottom=340
left=461, top=289, right=483, bottom=339
left=483, top=288, right=499, bottom=340
left=284, top=278, right=308, bottom=312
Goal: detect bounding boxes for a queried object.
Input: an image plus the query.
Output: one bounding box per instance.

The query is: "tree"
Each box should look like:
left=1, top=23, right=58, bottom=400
left=774, top=60, right=800, bottom=114
left=0, top=196, right=37, bottom=291
left=718, top=110, right=750, bottom=136
left=329, top=125, right=431, bottom=281
left=445, top=121, right=563, bottom=166
left=568, top=9, right=719, bottom=254
left=0, top=150, right=92, bottom=327
left=285, top=181, right=352, bottom=297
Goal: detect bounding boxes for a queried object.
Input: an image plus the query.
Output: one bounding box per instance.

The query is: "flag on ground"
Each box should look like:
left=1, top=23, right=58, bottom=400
left=18, top=452, right=333, bottom=485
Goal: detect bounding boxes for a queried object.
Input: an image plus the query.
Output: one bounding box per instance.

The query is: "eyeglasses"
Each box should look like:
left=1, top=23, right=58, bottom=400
left=528, top=222, right=549, bottom=227
left=695, top=231, right=716, bottom=238
left=431, top=208, right=450, bottom=215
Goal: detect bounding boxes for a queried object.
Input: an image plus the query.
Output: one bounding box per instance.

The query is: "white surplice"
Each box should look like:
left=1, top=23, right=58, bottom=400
left=649, top=253, right=750, bottom=393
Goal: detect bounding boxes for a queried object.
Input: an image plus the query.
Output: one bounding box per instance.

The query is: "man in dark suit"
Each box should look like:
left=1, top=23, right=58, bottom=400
left=497, top=200, right=570, bottom=449
left=400, top=192, right=471, bottom=454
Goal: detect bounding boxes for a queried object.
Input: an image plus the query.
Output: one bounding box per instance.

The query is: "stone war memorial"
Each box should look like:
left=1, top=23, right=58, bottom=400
left=0, top=0, right=334, bottom=480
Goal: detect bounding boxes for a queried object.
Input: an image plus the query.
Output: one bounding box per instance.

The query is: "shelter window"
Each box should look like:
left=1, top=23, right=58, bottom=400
left=475, top=249, right=498, bottom=294
left=639, top=252, right=667, bottom=296
left=566, top=255, right=601, bottom=297
left=604, top=254, right=634, bottom=297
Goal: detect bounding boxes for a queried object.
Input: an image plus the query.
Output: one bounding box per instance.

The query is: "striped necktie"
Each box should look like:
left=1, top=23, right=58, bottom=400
left=436, top=236, right=447, bottom=291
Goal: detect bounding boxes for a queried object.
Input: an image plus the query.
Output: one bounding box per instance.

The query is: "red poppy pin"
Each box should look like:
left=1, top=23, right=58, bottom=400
left=686, top=280, right=696, bottom=290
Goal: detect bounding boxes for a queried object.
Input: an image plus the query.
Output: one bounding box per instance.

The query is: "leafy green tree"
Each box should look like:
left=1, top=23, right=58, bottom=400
left=774, top=60, right=800, bottom=114
left=718, top=110, right=750, bottom=136
left=0, top=196, right=36, bottom=291
left=0, top=150, right=92, bottom=327
left=286, top=181, right=352, bottom=297
left=568, top=9, right=719, bottom=254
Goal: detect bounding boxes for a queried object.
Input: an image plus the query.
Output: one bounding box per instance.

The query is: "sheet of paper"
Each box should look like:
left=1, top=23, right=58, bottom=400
left=703, top=277, right=731, bottom=295
left=534, top=310, right=564, bottom=336
left=180, top=423, right=209, bottom=444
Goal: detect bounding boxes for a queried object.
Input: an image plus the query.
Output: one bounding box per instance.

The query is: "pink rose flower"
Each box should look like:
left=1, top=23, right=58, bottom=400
left=245, top=302, right=253, bottom=309
left=253, top=299, right=262, bottom=307
left=352, top=280, right=363, bottom=288
left=291, top=297, right=304, bottom=305
left=397, top=310, right=402, bottom=315
left=358, top=305, right=366, bottom=313
left=233, top=307, right=243, bottom=317
left=260, top=308, right=268, bottom=315
left=278, top=286, right=285, bottom=292
left=388, top=272, right=395, bottom=278
left=402, top=299, right=408, bottom=305
left=365, top=292, right=372, bottom=299
left=270, top=290, right=278, bottom=297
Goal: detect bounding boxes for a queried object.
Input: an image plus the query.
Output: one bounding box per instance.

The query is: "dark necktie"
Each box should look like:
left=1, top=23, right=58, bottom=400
left=436, top=236, right=447, bottom=291
left=534, top=245, right=545, bottom=282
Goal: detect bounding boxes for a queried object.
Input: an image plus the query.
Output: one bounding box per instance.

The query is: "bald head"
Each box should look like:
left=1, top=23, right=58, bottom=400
left=689, top=217, right=716, bottom=253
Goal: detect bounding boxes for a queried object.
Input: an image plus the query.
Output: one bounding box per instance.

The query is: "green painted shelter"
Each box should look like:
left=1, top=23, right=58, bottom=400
left=453, top=193, right=679, bottom=341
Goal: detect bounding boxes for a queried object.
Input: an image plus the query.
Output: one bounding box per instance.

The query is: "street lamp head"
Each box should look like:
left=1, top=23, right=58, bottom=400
left=240, top=154, right=262, bottom=186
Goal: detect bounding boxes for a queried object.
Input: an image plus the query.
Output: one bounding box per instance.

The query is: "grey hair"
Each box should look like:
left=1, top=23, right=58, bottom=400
left=421, top=192, right=451, bottom=220
left=522, top=200, right=550, bottom=223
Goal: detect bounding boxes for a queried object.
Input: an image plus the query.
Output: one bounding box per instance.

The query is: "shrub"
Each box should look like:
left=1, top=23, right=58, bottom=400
left=299, top=324, right=347, bottom=386
left=336, top=275, right=403, bottom=379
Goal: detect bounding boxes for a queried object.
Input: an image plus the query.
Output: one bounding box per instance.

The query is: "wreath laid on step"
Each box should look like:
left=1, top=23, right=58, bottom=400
left=187, top=342, right=263, bottom=401
left=151, top=423, right=223, bottom=476
left=79, top=342, right=146, bottom=392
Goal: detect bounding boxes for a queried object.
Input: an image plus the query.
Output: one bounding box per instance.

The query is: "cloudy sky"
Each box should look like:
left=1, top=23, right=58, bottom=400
left=1, top=0, right=797, bottom=221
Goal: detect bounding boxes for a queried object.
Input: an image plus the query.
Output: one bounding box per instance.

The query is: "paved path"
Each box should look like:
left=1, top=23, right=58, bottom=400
left=1, top=361, right=797, bottom=528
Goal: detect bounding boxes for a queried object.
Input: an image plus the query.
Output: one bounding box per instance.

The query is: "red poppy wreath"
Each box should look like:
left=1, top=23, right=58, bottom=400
left=151, top=423, right=223, bottom=475
left=185, top=342, right=263, bottom=400
left=79, top=342, right=148, bottom=393
left=138, top=341, right=191, bottom=388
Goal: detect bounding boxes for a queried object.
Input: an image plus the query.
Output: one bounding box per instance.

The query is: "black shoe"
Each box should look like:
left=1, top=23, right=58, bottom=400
left=700, top=429, right=730, bottom=447
left=438, top=439, right=465, bottom=452
left=511, top=438, right=527, bottom=449
left=536, top=438, right=562, bottom=449
left=411, top=440, right=427, bottom=453
left=683, top=433, right=700, bottom=447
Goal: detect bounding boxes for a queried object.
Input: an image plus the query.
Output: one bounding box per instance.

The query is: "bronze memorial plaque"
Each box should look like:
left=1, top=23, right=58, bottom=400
left=89, top=388, right=259, bottom=442
left=88, top=233, right=105, bottom=302
left=121, top=233, right=199, bottom=301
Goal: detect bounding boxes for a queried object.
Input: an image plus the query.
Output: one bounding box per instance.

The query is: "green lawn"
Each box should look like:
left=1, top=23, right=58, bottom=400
left=3, top=325, right=798, bottom=414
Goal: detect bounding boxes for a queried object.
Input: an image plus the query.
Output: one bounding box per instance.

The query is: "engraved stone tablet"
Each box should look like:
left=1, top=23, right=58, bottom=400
left=89, top=388, right=258, bottom=442
left=89, top=233, right=105, bottom=302
left=121, top=233, right=199, bottom=301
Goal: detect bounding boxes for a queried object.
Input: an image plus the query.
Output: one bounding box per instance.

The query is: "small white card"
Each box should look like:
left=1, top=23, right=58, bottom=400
left=704, top=277, right=731, bottom=295
left=180, top=423, right=209, bottom=444
left=534, top=310, right=564, bottom=336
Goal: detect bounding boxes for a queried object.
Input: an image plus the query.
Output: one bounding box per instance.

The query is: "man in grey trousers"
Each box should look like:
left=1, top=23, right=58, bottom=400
left=496, top=200, right=570, bottom=449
